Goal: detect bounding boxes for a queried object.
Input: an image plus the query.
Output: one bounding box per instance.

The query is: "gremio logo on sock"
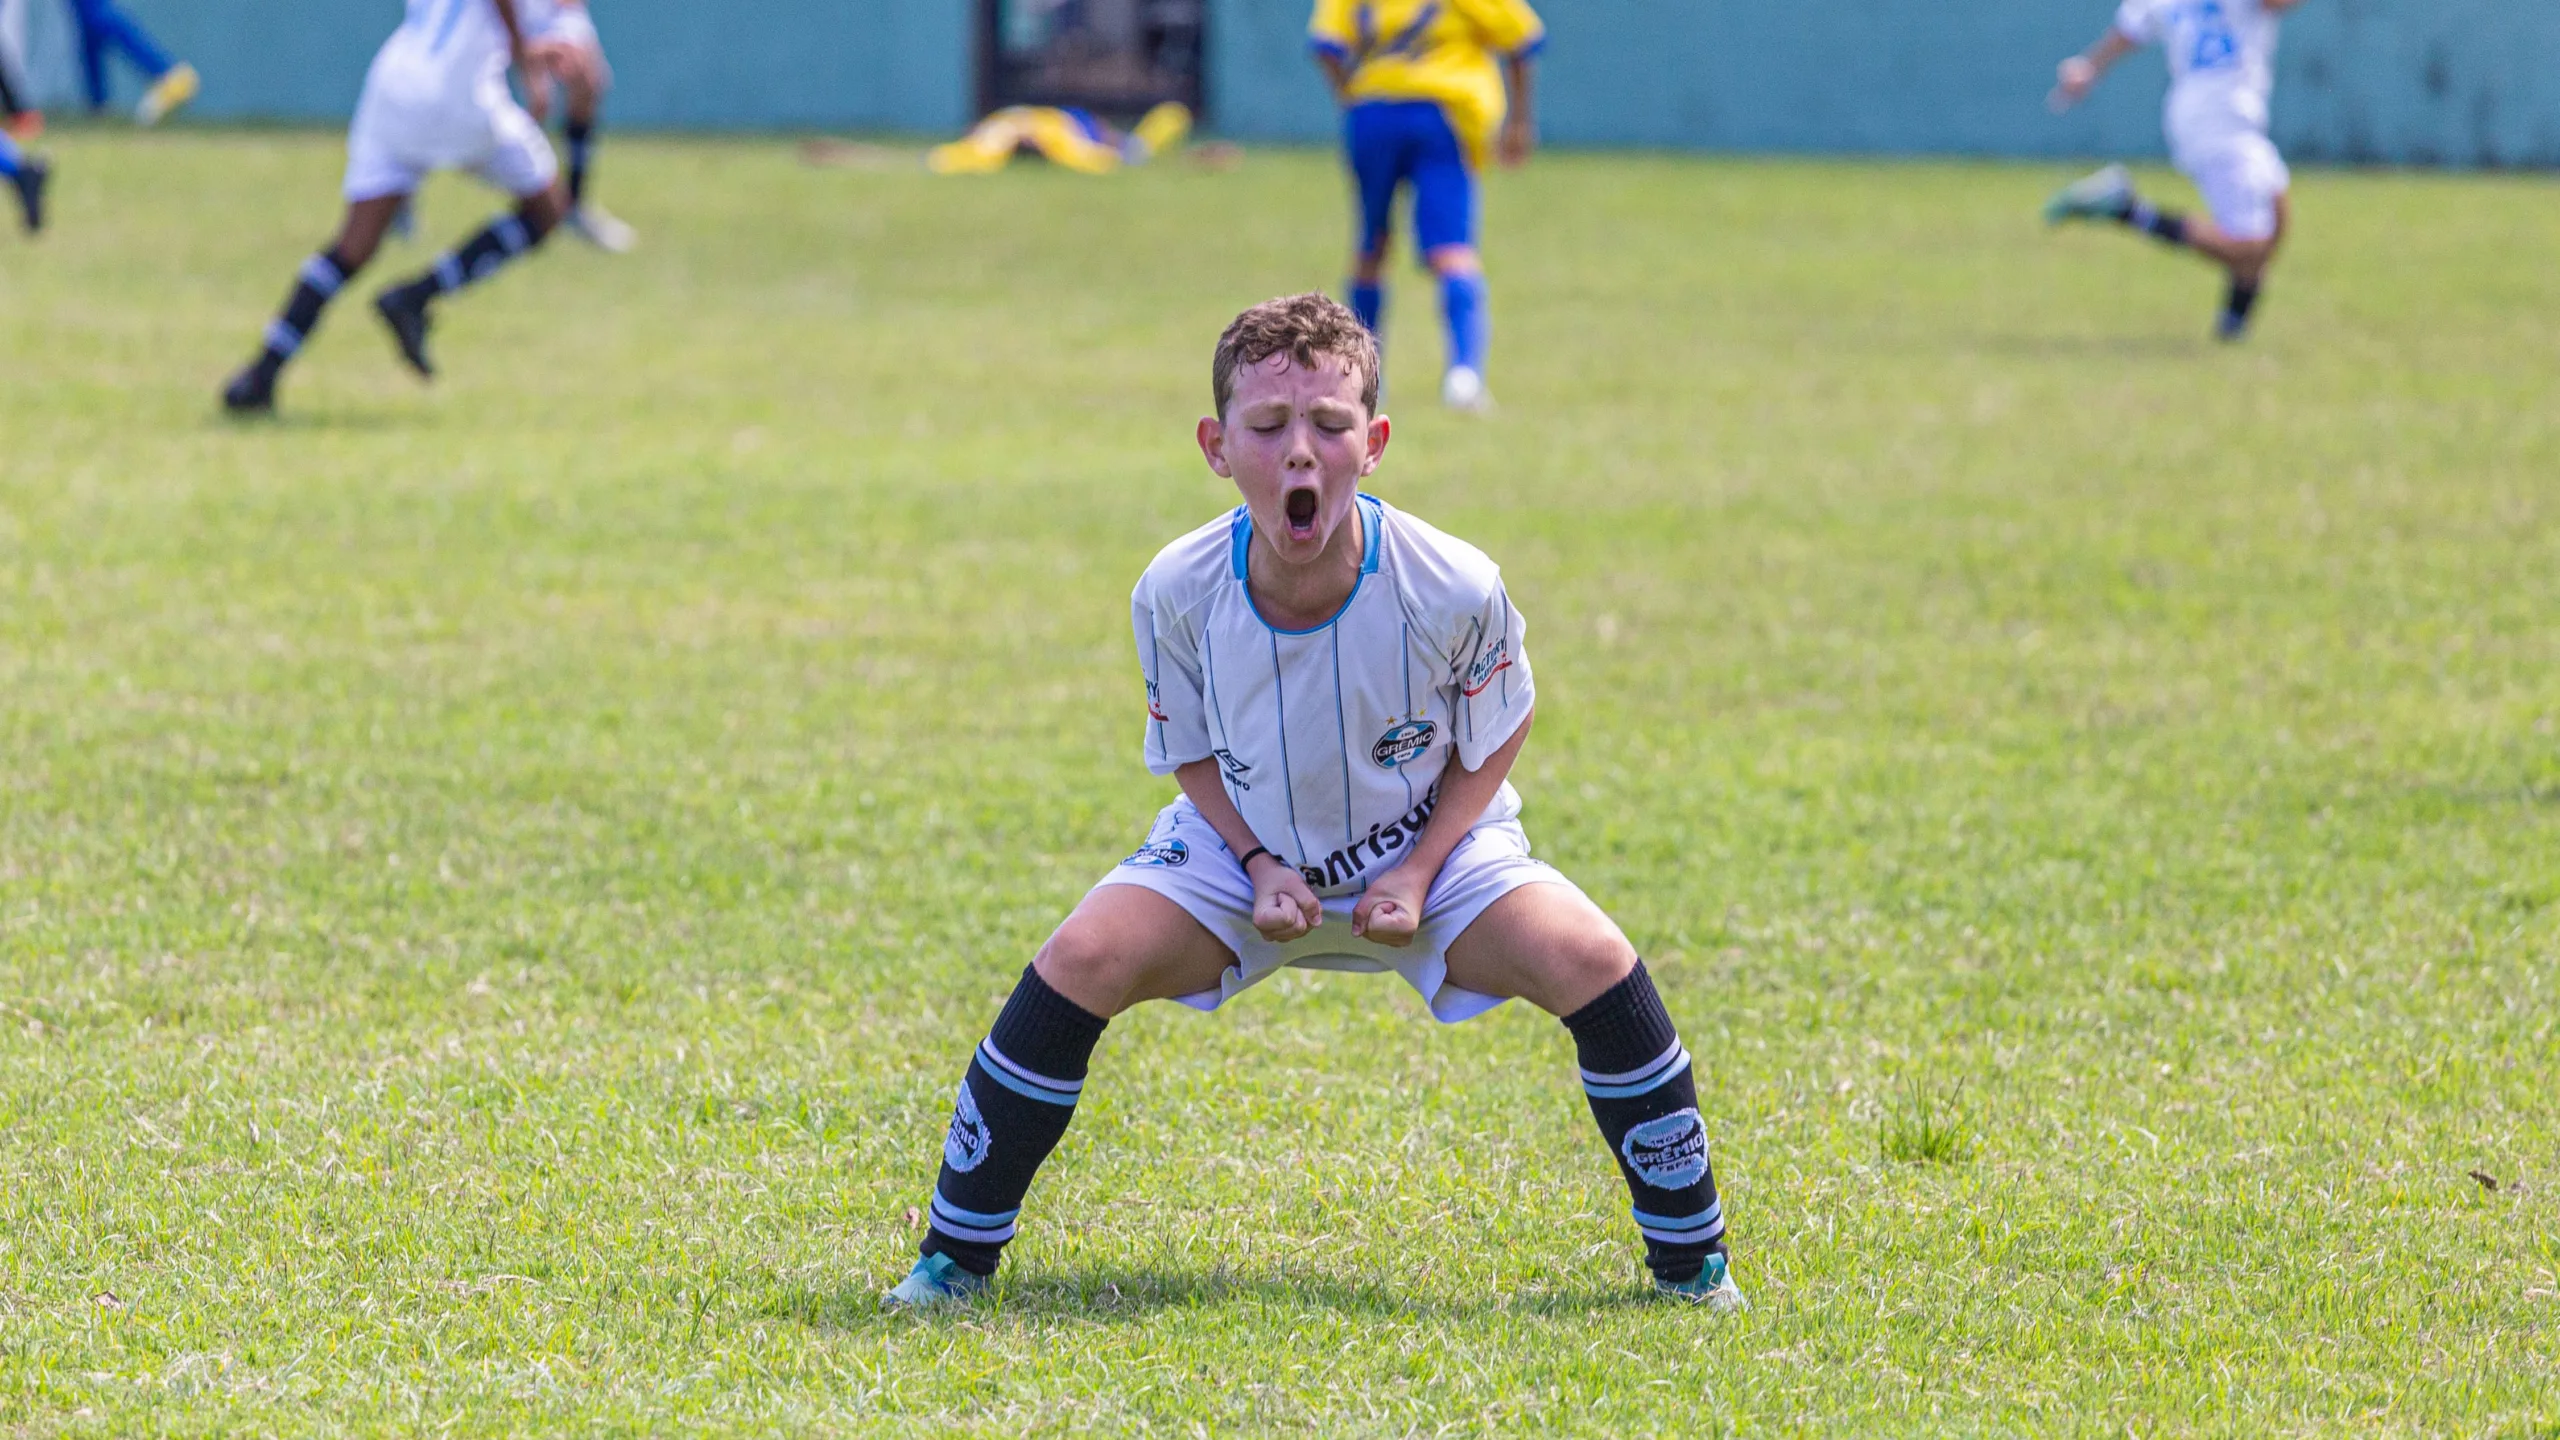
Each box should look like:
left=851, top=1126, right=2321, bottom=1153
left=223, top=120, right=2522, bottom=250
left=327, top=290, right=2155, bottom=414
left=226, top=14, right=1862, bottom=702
left=1621, top=1108, right=1709, bottom=1190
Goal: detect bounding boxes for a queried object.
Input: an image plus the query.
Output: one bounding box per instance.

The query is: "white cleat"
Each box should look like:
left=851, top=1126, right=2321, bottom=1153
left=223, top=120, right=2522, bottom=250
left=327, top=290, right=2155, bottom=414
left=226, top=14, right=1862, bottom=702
left=1440, top=364, right=1495, bottom=414
left=566, top=202, right=638, bottom=253
left=2044, top=163, right=2135, bottom=225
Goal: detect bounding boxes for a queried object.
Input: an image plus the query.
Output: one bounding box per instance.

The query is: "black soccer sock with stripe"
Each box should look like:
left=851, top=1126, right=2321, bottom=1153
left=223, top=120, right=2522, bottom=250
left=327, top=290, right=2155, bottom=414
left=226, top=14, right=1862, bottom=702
left=389, top=202, right=554, bottom=306
left=566, top=119, right=594, bottom=206
left=2222, top=276, right=2262, bottom=329
left=1563, top=961, right=1727, bottom=1284
left=2121, top=197, right=2190, bottom=247
left=920, top=965, right=1109, bottom=1277
left=248, top=247, right=356, bottom=384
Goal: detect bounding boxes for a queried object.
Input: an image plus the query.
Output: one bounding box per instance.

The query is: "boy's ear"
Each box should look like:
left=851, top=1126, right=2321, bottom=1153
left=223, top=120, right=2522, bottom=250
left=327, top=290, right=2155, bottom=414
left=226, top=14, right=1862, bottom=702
left=1359, top=414, right=1391, bottom=475
left=1197, top=416, right=1233, bottom=477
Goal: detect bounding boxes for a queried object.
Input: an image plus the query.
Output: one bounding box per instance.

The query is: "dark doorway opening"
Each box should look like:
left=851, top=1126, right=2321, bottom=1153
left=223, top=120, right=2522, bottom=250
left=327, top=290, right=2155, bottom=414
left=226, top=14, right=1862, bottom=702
left=975, top=0, right=1205, bottom=125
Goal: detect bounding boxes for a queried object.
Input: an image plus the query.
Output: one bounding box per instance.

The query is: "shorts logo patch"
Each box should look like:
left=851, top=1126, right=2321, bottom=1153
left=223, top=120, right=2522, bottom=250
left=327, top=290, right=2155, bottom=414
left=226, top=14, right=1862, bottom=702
left=1621, top=1108, right=1709, bottom=1190
left=1371, top=719, right=1437, bottom=769
left=1121, top=838, right=1190, bottom=868
left=944, top=1081, right=990, bottom=1173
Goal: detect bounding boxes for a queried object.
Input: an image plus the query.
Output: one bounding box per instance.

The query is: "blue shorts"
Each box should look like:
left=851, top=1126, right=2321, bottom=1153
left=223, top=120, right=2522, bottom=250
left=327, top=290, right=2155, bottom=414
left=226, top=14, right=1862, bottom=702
left=1344, top=100, right=1476, bottom=257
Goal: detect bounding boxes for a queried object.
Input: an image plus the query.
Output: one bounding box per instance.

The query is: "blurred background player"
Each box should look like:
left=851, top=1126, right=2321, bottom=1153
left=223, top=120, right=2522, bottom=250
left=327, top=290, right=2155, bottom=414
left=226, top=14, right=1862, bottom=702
left=1309, top=0, right=1542, bottom=414
left=2045, top=0, right=2309, bottom=341
left=524, top=0, right=634, bottom=251
left=926, top=100, right=1190, bottom=175
left=64, top=0, right=197, bottom=124
left=220, top=0, right=568, bottom=414
left=0, top=123, right=44, bottom=232
left=1, top=0, right=44, bottom=137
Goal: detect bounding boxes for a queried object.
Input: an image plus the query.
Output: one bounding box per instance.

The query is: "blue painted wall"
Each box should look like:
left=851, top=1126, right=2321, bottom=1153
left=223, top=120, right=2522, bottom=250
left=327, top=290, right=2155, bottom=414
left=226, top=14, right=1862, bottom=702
left=17, top=0, right=970, bottom=134
left=18, top=0, right=2560, bottom=163
left=1208, top=0, right=2560, bottom=166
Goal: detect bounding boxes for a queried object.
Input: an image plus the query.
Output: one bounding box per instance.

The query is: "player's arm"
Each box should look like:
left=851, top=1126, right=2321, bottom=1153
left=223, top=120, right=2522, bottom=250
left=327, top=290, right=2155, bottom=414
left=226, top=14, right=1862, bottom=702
left=489, top=0, right=552, bottom=123
left=2261, top=0, right=2310, bottom=11
left=1308, top=0, right=1356, bottom=102
left=1175, top=758, right=1323, bottom=942
left=1497, top=50, right=1537, bottom=166
left=2050, top=25, right=2139, bottom=112
left=1352, top=706, right=1532, bottom=946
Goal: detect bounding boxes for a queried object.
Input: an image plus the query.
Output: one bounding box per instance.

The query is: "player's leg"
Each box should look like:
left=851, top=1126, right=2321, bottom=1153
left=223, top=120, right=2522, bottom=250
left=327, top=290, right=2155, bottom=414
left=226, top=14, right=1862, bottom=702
left=370, top=108, right=567, bottom=380
left=887, top=883, right=1234, bottom=1308
left=2181, top=144, right=2289, bottom=340
left=0, top=128, right=46, bottom=234
left=549, top=14, right=636, bottom=252
left=66, top=0, right=194, bottom=123
left=1409, top=109, right=1490, bottom=412
left=220, top=194, right=406, bottom=412
left=1443, top=882, right=1742, bottom=1308
left=1342, top=102, right=1406, bottom=347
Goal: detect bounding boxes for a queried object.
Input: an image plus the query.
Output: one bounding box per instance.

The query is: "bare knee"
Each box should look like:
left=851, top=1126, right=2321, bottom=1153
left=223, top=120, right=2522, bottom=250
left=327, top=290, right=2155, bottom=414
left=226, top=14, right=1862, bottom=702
left=1352, top=247, right=1388, bottom=285
left=1424, top=244, right=1481, bottom=279
left=1536, top=925, right=1638, bottom=1015
left=1032, top=917, right=1132, bottom=1014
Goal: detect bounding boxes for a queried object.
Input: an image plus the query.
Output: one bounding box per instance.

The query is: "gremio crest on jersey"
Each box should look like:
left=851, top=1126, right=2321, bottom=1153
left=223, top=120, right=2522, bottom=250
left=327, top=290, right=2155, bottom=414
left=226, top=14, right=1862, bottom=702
left=1371, top=718, right=1437, bottom=769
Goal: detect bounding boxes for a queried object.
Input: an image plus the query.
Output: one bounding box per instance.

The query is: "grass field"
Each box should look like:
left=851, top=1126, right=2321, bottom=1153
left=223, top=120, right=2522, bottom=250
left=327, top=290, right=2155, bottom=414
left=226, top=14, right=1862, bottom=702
left=3, top=130, right=2557, bottom=1435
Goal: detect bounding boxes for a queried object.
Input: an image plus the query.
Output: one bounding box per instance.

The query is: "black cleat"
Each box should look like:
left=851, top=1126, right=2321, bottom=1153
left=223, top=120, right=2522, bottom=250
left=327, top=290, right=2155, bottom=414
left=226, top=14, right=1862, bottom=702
left=374, top=284, right=435, bottom=378
left=221, top=363, right=276, bottom=415
left=10, top=155, right=46, bottom=234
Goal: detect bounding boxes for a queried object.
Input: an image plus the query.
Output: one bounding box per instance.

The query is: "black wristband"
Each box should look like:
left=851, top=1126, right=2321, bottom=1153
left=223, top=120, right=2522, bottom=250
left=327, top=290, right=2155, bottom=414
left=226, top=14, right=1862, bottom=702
left=1238, top=845, right=1275, bottom=872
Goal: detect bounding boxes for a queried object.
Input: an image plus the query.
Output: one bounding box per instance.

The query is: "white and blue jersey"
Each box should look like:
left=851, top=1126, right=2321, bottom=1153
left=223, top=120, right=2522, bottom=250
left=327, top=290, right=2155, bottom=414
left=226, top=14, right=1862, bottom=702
left=2114, top=0, right=2281, bottom=155
left=1133, top=495, right=1534, bottom=898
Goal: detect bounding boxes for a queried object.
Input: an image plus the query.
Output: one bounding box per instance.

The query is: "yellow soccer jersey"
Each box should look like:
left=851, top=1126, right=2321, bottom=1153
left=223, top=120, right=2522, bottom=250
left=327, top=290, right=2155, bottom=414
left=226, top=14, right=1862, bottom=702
left=1309, top=0, right=1545, bottom=165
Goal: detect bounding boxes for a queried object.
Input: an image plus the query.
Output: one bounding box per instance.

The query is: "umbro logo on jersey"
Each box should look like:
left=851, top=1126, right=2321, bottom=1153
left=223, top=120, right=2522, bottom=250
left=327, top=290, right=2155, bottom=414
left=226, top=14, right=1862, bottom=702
left=1121, top=838, right=1190, bottom=868
left=1460, top=639, right=1513, bottom=697
left=1371, top=719, right=1436, bottom=769
left=1213, top=748, right=1252, bottom=789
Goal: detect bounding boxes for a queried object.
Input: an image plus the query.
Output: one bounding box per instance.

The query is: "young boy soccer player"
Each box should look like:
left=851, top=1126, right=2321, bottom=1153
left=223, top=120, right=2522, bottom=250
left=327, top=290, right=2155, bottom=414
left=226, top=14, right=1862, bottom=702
left=0, top=127, right=43, bottom=234
left=883, top=294, right=1742, bottom=1313
left=1309, top=0, right=1541, bottom=413
left=2045, top=0, right=2309, bottom=341
left=220, top=0, right=568, bottom=414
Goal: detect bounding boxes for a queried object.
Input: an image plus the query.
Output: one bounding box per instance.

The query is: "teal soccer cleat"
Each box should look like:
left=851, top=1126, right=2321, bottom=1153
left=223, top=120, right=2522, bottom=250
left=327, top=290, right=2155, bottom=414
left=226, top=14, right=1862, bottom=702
left=1654, top=1251, right=1747, bottom=1313
left=2044, top=163, right=2134, bottom=225
left=880, top=1252, right=989, bottom=1312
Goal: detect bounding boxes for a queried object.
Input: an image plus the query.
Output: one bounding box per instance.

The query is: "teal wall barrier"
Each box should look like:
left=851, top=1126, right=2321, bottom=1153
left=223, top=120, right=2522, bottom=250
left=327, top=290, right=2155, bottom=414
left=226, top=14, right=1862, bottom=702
left=14, top=0, right=969, bottom=134
left=16, top=0, right=2559, bottom=164
left=1209, top=0, right=2560, bottom=166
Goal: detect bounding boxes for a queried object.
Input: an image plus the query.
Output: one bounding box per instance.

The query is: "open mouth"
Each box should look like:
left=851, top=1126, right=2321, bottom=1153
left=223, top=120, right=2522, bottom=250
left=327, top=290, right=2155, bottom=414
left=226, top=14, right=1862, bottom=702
left=1283, top=487, right=1319, bottom=539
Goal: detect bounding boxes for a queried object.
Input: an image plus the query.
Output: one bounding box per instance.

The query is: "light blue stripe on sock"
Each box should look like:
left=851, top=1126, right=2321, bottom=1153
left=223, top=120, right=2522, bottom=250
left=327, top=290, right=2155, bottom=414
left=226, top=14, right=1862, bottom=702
left=974, top=1045, right=1078, bottom=1107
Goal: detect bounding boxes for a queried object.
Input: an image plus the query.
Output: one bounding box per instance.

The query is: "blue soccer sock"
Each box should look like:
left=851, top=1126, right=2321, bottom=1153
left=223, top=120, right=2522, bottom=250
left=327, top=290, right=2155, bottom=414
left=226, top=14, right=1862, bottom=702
left=1349, top=279, right=1385, bottom=336
left=1563, top=961, right=1727, bottom=1284
left=920, top=965, right=1110, bottom=1277
left=1439, top=270, right=1488, bottom=375
left=0, top=134, right=20, bottom=178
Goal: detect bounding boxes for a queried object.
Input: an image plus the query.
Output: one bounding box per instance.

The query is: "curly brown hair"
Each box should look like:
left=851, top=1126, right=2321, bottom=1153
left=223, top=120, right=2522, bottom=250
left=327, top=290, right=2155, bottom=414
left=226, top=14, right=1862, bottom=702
left=1211, top=292, right=1381, bottom=418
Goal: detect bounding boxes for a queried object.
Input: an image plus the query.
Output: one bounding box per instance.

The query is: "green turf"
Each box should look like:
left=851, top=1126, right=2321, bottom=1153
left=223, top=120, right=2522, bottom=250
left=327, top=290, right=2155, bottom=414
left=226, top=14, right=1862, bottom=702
left=3, top=130, right=2556, bottom=1436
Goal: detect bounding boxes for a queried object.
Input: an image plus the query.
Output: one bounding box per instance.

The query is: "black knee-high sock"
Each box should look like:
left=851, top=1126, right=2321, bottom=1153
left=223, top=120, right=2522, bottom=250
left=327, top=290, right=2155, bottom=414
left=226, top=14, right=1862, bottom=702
left=391, top=202, right=554, bottom=304
left=1562, top=961, right=1726, bottom=1283
left=920, top=966, right=1109, bottom=1277
left=2222, top=276, right=2262, bottom=328
left=251, top=247, right=354, bottom=381
left=2120, top=197, right=2190, bottom=248
left=565, top=119, right=594, bottom=206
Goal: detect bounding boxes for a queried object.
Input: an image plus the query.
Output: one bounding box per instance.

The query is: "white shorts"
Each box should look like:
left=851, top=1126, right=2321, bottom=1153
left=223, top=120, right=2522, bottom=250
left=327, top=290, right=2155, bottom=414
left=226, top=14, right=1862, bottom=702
left=1093, top=798, right=1582, bottom=1024
left=2173, top=131, right=2290, bottom=243
left=344, top=59, right=558, bottom=202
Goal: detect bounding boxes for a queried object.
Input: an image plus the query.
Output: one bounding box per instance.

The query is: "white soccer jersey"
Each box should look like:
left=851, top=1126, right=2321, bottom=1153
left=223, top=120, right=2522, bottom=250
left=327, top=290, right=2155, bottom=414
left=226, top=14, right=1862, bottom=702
left=379, top=0, right=514, bottom=93
left=1134, top=495, right=1535, bottom=898
left=2114, top=0, right=2283, bottom=153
